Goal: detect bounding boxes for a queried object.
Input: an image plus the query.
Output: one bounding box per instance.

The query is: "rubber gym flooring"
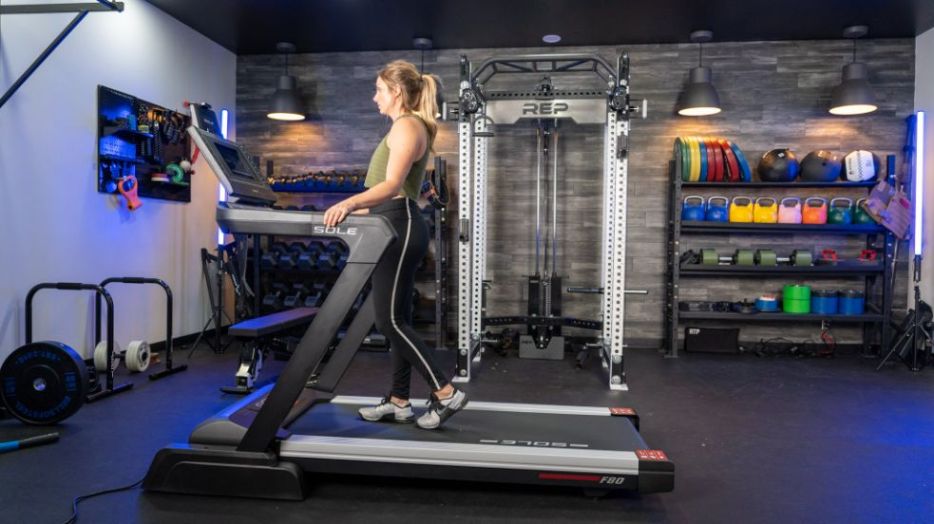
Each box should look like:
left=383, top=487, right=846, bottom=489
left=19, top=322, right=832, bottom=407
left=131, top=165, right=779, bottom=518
left=1, top=341, right=932, bottom=524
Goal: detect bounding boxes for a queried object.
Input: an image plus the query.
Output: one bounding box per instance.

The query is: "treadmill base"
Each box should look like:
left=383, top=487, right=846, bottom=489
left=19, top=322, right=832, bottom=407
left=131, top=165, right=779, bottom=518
left=143, top=445, right=305, bottom=500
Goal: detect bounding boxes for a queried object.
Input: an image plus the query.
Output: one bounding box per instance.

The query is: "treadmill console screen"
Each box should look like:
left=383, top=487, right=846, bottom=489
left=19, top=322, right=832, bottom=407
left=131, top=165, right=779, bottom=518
left=187, top=126, right=278, bottom=205
left=214, top=142, right=255, bottom=180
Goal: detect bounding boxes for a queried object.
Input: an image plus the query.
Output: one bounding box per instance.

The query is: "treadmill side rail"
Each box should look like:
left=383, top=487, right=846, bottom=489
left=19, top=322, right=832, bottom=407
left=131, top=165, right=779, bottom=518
left=143, top=444, right=305, bottom=500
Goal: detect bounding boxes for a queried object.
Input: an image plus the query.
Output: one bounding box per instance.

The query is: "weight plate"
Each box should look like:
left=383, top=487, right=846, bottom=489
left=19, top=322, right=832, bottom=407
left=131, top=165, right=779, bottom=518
left=728, top=140, right=753, bottom=182
left=755, top=249, right=778, bottom=266
left=699, top=137, right=708, bottom=181
left=125, top=340, right=151, bottom=373
left=710, top=138, right=723, bottom=182
left=1, top=342, right=88, bottom=425
left=674, top=138, right=686, bottom=181
left=734, top=249, right=755, bottom=266
left=701, top=249, right=719, bottom=265
left=681, top=137, right=691, bottom=182
left=719, top=139, right=740, bottom=182
left=93, top=341, right=121, bottom=372
left=689, top=137, right=701, bottom=182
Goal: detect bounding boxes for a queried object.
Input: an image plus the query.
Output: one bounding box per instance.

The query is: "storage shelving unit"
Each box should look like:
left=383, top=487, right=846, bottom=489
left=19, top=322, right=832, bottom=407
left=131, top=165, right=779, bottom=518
left=665, top=162, right=894, bottom=357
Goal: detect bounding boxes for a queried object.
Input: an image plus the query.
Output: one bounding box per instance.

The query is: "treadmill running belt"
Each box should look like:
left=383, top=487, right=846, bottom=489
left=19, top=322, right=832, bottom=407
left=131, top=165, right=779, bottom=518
left=286, top=402, right=647, bottom=451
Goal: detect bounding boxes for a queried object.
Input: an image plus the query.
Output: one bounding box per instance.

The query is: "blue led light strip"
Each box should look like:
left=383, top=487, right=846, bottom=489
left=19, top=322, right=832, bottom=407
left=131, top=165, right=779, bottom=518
left=218, top=109, right=229, bottom=245
left=915, top=111, right=925, bottom=257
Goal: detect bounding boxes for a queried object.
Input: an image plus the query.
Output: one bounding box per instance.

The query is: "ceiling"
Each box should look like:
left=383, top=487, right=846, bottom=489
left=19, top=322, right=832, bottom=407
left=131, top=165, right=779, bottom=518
left=145, top=0, right=934, bottom=55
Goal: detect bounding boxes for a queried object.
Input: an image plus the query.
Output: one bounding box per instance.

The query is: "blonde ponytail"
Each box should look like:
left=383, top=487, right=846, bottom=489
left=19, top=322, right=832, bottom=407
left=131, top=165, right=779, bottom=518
left=378, top=60, right=439, bottom=149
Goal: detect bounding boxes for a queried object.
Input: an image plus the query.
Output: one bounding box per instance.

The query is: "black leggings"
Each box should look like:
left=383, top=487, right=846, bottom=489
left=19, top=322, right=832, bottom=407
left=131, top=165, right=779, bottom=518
left=369, top=198, right=449, bottom=400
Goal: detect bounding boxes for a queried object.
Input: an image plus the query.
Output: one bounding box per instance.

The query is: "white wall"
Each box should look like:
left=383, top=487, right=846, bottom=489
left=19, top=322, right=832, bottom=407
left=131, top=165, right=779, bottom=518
left=915, top=28, right=934, bottom=305
left=0, top=0, right=236, bottom=361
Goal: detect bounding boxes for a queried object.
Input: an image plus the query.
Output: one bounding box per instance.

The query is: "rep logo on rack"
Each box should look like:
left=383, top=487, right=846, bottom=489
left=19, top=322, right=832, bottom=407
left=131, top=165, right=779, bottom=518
left=521, top=102, right=569, bottom=116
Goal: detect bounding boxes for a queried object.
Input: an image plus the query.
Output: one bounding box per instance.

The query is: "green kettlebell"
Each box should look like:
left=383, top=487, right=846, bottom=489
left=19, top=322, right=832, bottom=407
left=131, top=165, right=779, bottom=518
left=854, top=198, right=875, bottom=224
left=828, top=197, right=853, bottom=225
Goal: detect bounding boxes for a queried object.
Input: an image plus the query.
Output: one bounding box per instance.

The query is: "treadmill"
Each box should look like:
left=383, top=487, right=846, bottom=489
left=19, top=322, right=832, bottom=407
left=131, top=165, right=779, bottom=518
left=143, top=121, right=674, bottom=500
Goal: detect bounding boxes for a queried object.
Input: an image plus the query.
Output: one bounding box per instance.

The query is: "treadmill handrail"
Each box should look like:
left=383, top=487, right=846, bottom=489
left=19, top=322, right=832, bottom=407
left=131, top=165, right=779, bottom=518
left=216, top=205, right=395, bottom=265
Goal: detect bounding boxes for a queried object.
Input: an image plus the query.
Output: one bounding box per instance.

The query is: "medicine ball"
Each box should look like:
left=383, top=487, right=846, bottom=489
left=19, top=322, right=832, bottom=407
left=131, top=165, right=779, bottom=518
left=757, top=149, right=799, bottom=182
left=843, top=150, right=881, bottom=182
left=800, top=150, right=842, bottom=182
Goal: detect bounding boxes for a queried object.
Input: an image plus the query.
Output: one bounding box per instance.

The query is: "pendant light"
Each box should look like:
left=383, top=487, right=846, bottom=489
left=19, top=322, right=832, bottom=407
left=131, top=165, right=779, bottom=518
left=678, top=30, right=721, bottom=117
left=267, top=42, right=306, bottom=121
left=829, top=25, right=877, bottom=116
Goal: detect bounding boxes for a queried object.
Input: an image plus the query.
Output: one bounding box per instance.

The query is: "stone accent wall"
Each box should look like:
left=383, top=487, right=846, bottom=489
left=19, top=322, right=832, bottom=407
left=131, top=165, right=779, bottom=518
left=237, top=39, right=915, bottom=348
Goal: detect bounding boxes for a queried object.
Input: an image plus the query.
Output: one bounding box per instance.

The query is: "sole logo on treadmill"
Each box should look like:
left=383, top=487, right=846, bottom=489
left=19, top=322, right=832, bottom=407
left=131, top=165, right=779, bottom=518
left=313, top=225, right=358, bottom=236
left=480, top=439, right=589, bottom=448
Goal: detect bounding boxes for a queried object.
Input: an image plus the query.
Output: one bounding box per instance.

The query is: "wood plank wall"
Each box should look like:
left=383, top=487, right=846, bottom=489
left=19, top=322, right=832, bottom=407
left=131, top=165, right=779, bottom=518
left=237, top=39, right=915, bottom=348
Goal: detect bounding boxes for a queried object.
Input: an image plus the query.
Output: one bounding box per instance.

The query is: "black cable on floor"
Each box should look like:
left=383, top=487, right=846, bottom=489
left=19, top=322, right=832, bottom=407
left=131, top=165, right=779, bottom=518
left=62, top=477, right=144, bottom=524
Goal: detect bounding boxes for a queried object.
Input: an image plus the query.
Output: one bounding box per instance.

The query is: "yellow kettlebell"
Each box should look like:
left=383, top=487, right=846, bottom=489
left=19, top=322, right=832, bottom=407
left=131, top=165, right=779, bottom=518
left=729, top=196, right=754, bottom=223
left=753, top=197, right=779, bottom=223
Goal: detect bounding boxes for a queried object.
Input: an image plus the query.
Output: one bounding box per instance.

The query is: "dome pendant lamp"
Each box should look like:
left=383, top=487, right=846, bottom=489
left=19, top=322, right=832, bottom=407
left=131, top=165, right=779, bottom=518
left=267, top=42, right=306, bottom=121
left=829, top=25, right=877, bottom=116
left=678, top=30, right=721, bottom=117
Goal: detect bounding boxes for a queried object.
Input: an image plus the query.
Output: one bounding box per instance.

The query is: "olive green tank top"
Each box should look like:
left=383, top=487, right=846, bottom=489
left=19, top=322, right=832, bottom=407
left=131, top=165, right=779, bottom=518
left=364, top=115, right=431, bottom=200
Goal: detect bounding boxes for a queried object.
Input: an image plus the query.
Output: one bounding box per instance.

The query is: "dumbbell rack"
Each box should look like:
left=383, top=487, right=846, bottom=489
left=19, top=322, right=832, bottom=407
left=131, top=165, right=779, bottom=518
left=250, top=179, right=449, bottom=350
left=665, top=161, right=895, bottom=357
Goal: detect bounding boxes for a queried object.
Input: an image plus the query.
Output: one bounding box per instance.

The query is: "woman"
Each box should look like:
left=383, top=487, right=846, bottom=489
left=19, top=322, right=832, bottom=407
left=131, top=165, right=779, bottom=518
left=323, top=60, right=467, bottom=430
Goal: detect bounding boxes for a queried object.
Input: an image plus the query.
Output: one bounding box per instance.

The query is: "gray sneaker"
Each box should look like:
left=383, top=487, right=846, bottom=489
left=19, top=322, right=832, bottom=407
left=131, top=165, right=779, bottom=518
left=358, top=397, right=414, bottom=423
left=416, top=390, right=469, bottom=429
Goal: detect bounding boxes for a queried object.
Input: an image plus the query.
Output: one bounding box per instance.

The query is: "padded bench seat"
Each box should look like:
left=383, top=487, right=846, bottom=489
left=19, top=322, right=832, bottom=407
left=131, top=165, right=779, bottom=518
left=228, top=307, right=318, bottom=339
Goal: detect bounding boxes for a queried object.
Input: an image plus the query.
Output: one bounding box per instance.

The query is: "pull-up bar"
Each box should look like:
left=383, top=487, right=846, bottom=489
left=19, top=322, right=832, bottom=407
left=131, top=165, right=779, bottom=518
left=0, top=1, right=124, bottom=110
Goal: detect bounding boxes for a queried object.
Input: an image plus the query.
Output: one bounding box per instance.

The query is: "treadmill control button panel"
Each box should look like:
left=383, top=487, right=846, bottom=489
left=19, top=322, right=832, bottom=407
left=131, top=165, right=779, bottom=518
left=636, top=449, right=669, bottom=461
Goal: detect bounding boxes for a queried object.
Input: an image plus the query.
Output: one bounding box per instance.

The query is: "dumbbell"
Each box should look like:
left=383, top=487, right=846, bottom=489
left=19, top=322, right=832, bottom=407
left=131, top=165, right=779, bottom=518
left=262, top=282, right=289, bottom=309
left=304, top=290, right=323, bottom=308
left=317, top=282, right=333, bottom=301
left=699, top=249, right=752, bottom=266
left=317, top=241, right=345, bottom=270
left=336, top=250, right=349, bottom=270
left=261, top=242, right=288, bottom=269
left=283, top=283, right=310, bottom=308
left=278, top=242, right=306, bottom=270
left=327, top=240, right=346, bottom=254
left=318, top=250, right=339, bottom=271
left=338, top=173, right=355, bottom=191
left=297, top=242, right=321, bottom=271
left=754, top=249, right=813, bottom=266
left=323, top=171, right=337, bottom=191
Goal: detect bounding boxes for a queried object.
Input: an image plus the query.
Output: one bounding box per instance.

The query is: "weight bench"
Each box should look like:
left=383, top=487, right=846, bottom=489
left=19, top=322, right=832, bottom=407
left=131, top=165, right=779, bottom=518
left=221, top=307, right=318, bottom=394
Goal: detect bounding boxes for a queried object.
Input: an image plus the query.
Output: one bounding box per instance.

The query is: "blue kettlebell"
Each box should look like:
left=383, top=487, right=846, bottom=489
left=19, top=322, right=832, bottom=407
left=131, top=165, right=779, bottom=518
left=681, top=195, right=706, bottom=221
left=705, top=196, right=729, bottom=222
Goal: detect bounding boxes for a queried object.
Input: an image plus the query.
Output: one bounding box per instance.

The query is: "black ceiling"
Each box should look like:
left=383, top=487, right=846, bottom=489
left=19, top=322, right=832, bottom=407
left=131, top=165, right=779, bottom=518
left=145, top=0, right=934, bottom=55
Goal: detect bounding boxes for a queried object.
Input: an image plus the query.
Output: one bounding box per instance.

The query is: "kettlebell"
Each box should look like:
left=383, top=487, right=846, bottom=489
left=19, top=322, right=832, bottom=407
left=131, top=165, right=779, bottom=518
left=828, top=197, right=853, bottom=225
left=706, top=196, right=729, bottom=222
left=681, top=195, right=706, bottom=221
left=854, top=198, right=875, bottom=224
left=802, top=197, right=828, bottom=224
left=778, top=197, right=802, bottom=224
left=753, top=197, right=779, bottom=223
left=729, top=197, right=754, bottom=223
